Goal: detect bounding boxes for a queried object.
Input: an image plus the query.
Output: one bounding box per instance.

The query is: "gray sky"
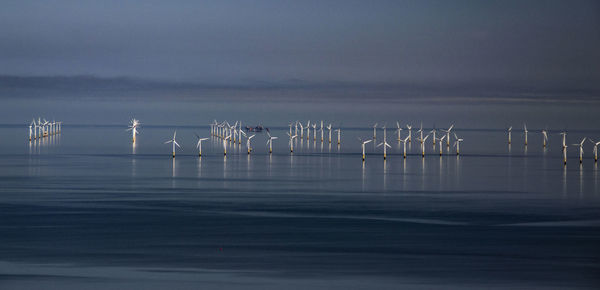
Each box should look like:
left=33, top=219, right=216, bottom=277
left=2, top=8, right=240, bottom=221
left=0, top=0, right=599, bottom=88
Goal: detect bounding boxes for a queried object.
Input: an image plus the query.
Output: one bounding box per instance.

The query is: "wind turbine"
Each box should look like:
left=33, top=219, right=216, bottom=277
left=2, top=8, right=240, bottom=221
left=589, top=139, right=600, bottom=162
left=400, top=135, right=410, bottom=158
left=164, top=131, right=181, bottom=158
left=406, top=125, right=412, bottom=142
left=231, top=121, right=239, bottom=143
left=238, top=121, right=244, bottom=144
left=417, top=134, right=430, bottom=157
left=127, top=118, right=140, bottom=143
left=507, top=126, right=512, bottom=144
left=335, top=128, right=341, bottom=145
left=572, top=137, right=586, bottom=163
left=210, top=120, right=217, bottom=136
left=396, top=121, right=402, bottom=141
left=42, top=119, right=49, bottom=137
left=372, top=123, right=378, bottom=140
left=267, top=132, right=278, bottom=154
left=541, top=129, right=548, bottom=147
left=222, top=135, right=231, bottom=155
left=38, top=117, right=42, bottom=138
left=454, top=133, right=464, bottom=155
left=306, top=121, right=311, bottom=140
left=312, top=123, right=317, bottom=141
left=327, top=123, right=332, bottom=143
left=430, top=127, right=437, bottom=145
left=294, top=121, right=299, bottom=136
left=437, top=135, right=446, bottom=156
left=359, top=138, right=373, bottom=161
left=563, top=144, right=568, bottom=165
left=441, top=124, right=454, bottom=147
left=523, top=123, right=528, bottom=146
left=377, top=126, right=391, bottom=159
left=29, top=119, right=35, bottom=141
left=195, top=134, right=209, bottom=156
left=560, top=131, right=567, bottom=151
left=299, top=122, right=304, bottom=138
left=320, top=120, right=324, bottom=142
left=287, top=132, right=297, bottom=152
left=246, top=134, right=255, bottom=154
left=417, top=122, right=424, bottom=144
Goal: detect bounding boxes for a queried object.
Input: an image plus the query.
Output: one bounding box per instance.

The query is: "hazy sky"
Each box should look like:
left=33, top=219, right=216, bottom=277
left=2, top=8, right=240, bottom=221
left=1, top=0, right=599, bottom=87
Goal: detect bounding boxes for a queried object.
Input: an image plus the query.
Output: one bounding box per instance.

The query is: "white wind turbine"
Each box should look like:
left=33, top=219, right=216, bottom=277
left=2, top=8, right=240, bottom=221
left=400, top=135, right=410, bottom=158
left=541, top=129, right=548, bottom=148
left=306, top=121, right=311, bottom=140
left=563, top=144, right=568, bottom=165
left=287, top=132, right=298, bottom=152
left=396, top=121, right=402, bottom=141
left=437, top=135, right=446, bottom=155
left=372, top=123, right=378, bottom=140
left=164, top=131, right=181, bottom=158
left=42, top=119, right=49, bottom=137
left=320, top=120, right=324, bottom=142
left=359, top=138, right=373, bottom=161
left=507, top=126, right=512, bottom=144
left=430, top=127, right=437, bottom=145
left=335, top=128, right=341, bottom=145
left=572, top=137, right=586, bottom=163
left=127, top=118, right=140, bottom=143
left=288, top=122, right=294, bottom=137
left=238, top=121, right=243, bottom=144
left=589, top=139, right=600, bottom=162
left=417, top=123, right=424, bottom=144
left=38, top=117, right=42, bottom=138
left=195, top=134, right=209, bottom=156
left=377, top=126, right=391, bottom=160
left=209, top=120, right=215, bottom=136
left=299, top=122, right=304, bottom=139
left=454, top=133, right=463, bottom=155
left=267, top=132, right=278, bottom=154
left=34, top=119, right=39, bottom=140
left=29, top=119, right=35, bottom=141
left=222, top=135, right=231, bottom=155
left=312, top=123, right=317, bottom=141
left=560, top=131, right=567, bottom=151
left=406, top=124, right=412, bottom=142
left=327, top=123, right=332, bottom=143
left=246, top=134, right=255, bottom=154
left=523, top=123, right=528, bottom=146
left=294, top=121, right=299, bottom=136
left=417, top=134, right=430, bottom=157
left=231, top=121, right=238, bottom=143
left=441, top=124, right=454, bottom=147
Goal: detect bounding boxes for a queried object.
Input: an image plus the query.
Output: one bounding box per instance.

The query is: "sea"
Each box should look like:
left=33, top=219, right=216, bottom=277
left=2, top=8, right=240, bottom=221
left=0, top=96, right=599, bottom=289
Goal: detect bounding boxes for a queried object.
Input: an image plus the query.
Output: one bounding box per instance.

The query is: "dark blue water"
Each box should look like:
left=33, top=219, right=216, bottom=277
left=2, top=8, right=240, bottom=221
left=1, top=124, right=599, bottom=289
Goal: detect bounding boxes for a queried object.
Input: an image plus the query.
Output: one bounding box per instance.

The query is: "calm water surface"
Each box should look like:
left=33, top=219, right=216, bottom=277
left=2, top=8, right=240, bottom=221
left=1, top=124, right=599, bottom=289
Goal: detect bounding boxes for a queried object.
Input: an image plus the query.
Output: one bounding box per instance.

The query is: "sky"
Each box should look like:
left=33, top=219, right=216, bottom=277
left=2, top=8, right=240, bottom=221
left=0, top=0, right=598, bottom=88
left=0, top=0, right=599, bottom=127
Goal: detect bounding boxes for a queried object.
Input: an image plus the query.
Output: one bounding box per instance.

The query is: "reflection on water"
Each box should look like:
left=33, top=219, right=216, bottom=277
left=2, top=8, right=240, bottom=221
left=563, top=165, right=568, bottom=197
left=580, top=163, right=584, bottom=197
left=1, top=125, right=600, bottom=289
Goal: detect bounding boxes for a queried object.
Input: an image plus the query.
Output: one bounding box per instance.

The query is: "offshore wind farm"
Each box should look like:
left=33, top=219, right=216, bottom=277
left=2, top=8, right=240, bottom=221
left=1, top=1, right=600, bottom=290
left=3, top=100, right=600, bottom=290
